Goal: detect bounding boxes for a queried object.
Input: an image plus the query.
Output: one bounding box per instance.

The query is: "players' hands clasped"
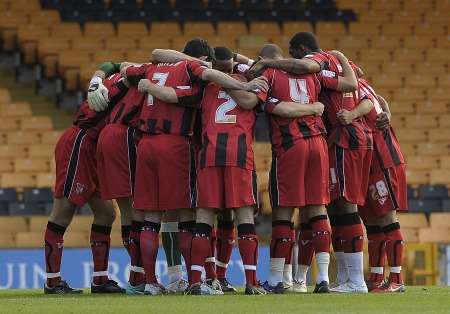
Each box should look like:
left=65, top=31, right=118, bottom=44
left=245, top=76, right=269, bottom=93
left=87, top=80, right=109, bottom=112
left=329, top=50, right=347, bottom=60
left=246, top=59, right=266, bottom=80
left=376, top=111, right=391, bottom=130
left=312, top=102, right=325, bottom=116
left=337, top=109, right=356, bottom=125
left=138, top=79, right=152, bottom=93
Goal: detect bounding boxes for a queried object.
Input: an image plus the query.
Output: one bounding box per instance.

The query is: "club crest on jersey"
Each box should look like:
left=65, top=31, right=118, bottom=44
left=76, top=183, right=85, bottom=195
left=369, top=180, right=389, bottom=205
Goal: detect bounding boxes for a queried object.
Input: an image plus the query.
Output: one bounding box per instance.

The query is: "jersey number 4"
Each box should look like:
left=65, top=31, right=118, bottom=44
left=215, top=91, right=237, bottom=123
left=147, top=72, right=169, bottom=106
left=289, top=78, right=310, bottom=104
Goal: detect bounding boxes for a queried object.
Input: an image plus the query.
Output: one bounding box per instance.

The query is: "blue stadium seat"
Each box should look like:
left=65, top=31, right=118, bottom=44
left=418, top=185, right=449, bottom=200
left=23, top=188, right=53, bottom=203
left=442, top=200, right=450, bottom=212
left=0, top=188, right=18, bottom=203
left=9, top=202, right=46, bottom=216
left=44, top=203, right=54, bottom=215
left=110, top=0, right=139, bottom=11
left=141, top=0, right=171, bottom=11
left=207, top=0, right=238, bottom=11
left=408, top=200, right=442, bottom=213
left=174, top=0, right=204, bottom=10
left=407, top=185, right=416, bottom=199
left=273, top=0, right=306, bottom=10
left=0, top=204, right=9, bottom=216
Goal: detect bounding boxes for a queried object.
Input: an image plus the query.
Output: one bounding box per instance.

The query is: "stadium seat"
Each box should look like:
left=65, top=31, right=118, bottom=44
left=1, top=102, right=32, bottom=117
left=41, top=130, right=63, bottom=145
left=20, top=116, right=53, bottom=131
left=117, top=22, right=149, bottom=37
left=9, top=202, right=46, bottom=216
left=238, top=35, right=268, bottom=49
left=408, top=199, right=441, bottom=212
left=403, top=36, right=435, bottom=50
left=184, top=22, right=215, bottom=37
left=381, top=24, right=413, bottom=37
left=406, top=156, right=439, bottom=171
left=15, top=232, right=42, bottom=248
left=397, top=213, right=428, bottom=228
left=406, top=170, right=429, bottom=185
left=337, top=35, right=369, bottom=50
left=414, top=23, right=446, bottom=37
left=403, top=0, right=433, bottom=11
left=430, top=170, right=450, bottom=186
left=391, top=11, right=422, bottom=24
left=428, top=88, right=450, bottom=103
left=392, top=49, right=424, bottom=62
left=71, top=37, right=103, bottom=52
left=28, top=144, right=54, bottom=159
left=14, top=158, right=49, bottom=173
left=1, top=173, right=36, bottom=190
left=105, top=37, right=137, bottom=51
left=93, top=51, right=125, bottom=64
left=423, top=10, right=449, bottom=24
left=0, top=89, right=11, bottom=104
left=67, top=216, right=93, bottom=233
left=138, top=36, right=171, bottom=51
left=405, top=115, right=438, bottom=129
left=0, top=145, right=27, bottom=159
left=418, top=185, right=449, bottom=200
left=439, top=115, right=450, bottom=128
left=371, top=35, right=402, bottom=50
left=404, top=74, right=437, bottom=89
left=371, top=0, right=401, bottom=11
left=7, top=131, right=41, bottom=145
left=416, top=102, right=448, bottom=115
left=282, top=22, right=313, bottom=37
left=0, top=159, right=14, bottom=172
left=400, top=228, right=419, bottom=242
left=36, top=172, right=55, bottom=188
left=49, top=23, right=83, bottom=38
left=418, top=228, right=450, bottom=243
left=0, top=217, right=28, bottom=233
left=84, top=22, right=116, bottom=38
left=64, top=232, right=89, bottom=248
left=29, top=216, right=49, bottom=232
left=417, top=142, right=449, bottom=157
left=359, top=49, right=391, bottom=63
left=125, top=49, right=151, bottom=63
left=315, top=22, right=347, bottom=37
left=372, top=73, right=403, bottom=90
left=428, top=129, right=450, bottom=142
left=429, top=213, right=450, bottom=230
left=217, top=22, right=248, bottom=37
left=0, top=117, right=20, bottom=131
left=440, top=156, right=450, bottom=170
left=348, top=22, right=380, bottom=36
left=23, top=187, right=53, bottom=203
left=357, top=11, right=390, bottom=23
left=395, top=128, right=426, bottom=142
left=388, top=101, right=415, bottom=115
left=150, top=22, right=182, bottom=37
left=0, top=232, right=16, bottom=248
left=437, top=74, right=450, bottom=89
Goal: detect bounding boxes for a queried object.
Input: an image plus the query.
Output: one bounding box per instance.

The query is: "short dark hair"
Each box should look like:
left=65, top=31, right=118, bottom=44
left=183, top=37, right=215, bottom=61
left=214, top=46, right=233, bottom=61
left=259, top=44, right=283, bottom=59
left=289, top=32, right=320, bottom=51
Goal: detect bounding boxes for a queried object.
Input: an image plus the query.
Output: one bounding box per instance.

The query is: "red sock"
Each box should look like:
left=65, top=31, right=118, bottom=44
left=310, top=215, right=331, bottom=253
left=121, top=225, right=132, bottom=257
left=238, top=224, right=258, bottom=285
left=286, top=225, right=296, bottom=264
left=90, top=224, right=112, bottom=285
left=205, top=227, right=217, bottom=280
left=190, top=223, right=212, bottom=285
left=366, top=225, right=386, bottom=283
left=129, top=221, right=145, bottom=286
left=339, top=213, right=364, bottom=253
left=140, top=222, right=160, bottom=284
left=216, top=220, right=235, bottom=279
left=178, top=221, right=195, bottom=283
left=384, top=223, right=404, bottom=284
left=44, top=222, right=66, bottom=287
left=270, top=221, right=293, bottom=260
left=298, top=223, right=314, bottom=266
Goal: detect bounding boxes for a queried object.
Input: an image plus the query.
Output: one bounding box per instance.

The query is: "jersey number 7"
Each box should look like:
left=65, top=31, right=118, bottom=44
left=147, top=72, right=169, bottom=106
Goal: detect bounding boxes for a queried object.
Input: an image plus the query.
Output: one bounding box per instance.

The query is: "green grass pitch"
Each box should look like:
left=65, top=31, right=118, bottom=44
left=1, top=287, right=450, bottom=314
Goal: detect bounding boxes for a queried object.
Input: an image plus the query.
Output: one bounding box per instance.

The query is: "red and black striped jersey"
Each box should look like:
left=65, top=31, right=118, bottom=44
left=358, top=79, right=405, bottom=168
left=127, top=60, right=208, bottom=137
left=256, top=68, right=326, bottom=154
left=74, top=73, right=128, bottom=139
left=107, top=86, right=145, bottom=128
left=306, top=51, right=373, bottom=150
left=198, top=74, right=256, bottom=170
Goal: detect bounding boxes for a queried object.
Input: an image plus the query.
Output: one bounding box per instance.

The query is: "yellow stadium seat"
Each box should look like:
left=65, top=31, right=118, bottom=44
left=392, top=49, right=424, bottom=62
left=1, top=173, right=36, bottom=189
left=404, top=74, right=436, bottom=89
left=38, top=37, right=70, bottom=60
left=72, top=37, right=104, bottom=52
left=29, top=10, right=61, bottom=26
left=0, top=232, right=16, bottom=248
left=282, top=22, right=313, bottom=37
left=440, top=156, right=450, bottom=170
left=437, top=74, right=450, bottom=89
left=151, top=22, right=182, bottom=37
left=371, top=35, right=402, bottom=50
left=205, top=36, right=238, bottom=51
left=137, top=37, right=171, bottom=51
left=9, top=0, right=40, bottom=12
left=0, top=217, right=28, bottom=233
left=358, top=10, right=390, bottom=23
left=50, top=23, right=82, bottom=38
left=0, top=159, right=13, bottom=172
left=17, top=24, right=49, bottom=46
left=249, top=22, right=281, bottom=38
left=429, top=128, right=450, bottom=142
left=20, top=116, right=53, bottom=131
left=390, top=115, right=406, bottom=128
left=419, top=228, right=450, bottom=243
left=93, top=51, right=125, bottom=64
left=110, top=232, right=123, bottom=247
left=15, top=158, right=49, bottom=173
left=401, top=228, right=419, bottom=242
left=388, top=101, right=415, bottom=114
left=0, top=117, right=20, bottom=131
left=406, top=170, right=429, bottom=185
left=397, top=213, right=428, bottom=228
left=414, top=23, right=446, bottom=37
left=238, top=35, right=268, bottom=49
left=316, top=22, right=347, bottom=37
left=217, top=22, right=247, bottom=37
left=117, top=22, right=148, bottom=37
left=171, top=36, right=193, bottom=51
left=426, top=49, right=448, bottom=63
left=84, top=22, right=116, bottom=38
left=235, top=48, right=259, bottom=59
left=403, top=36, right=435, bottom=50
left=336, top=0, right=369, bottom=11
left=405, top=115, right=438, bottom=129
left=356, top=63, right=381, bottom=77
left=348, top=22, right=380, bottom=35
left=414, top=62, right=447, bottom=76
left=125, top=50, right=151, bottom=63
left=391, top=11, right=422, bottom=24
left=184, top=22, right=215, bottom=37
left=16, top=232, right=42, bottom=248
left=359, top=49, right=390, bottom=63
left=0, top=145, right=27, bottom=159
left=395, top=128, right=426, bottom=142
left=64, top=232, right=89, bottom=248
left=430, top=213, right=450, bottom=229
left=372, top=0, right=401, bottom=10
left=424, top=10, right=449, bottom=24
left=105, top=37, right=137, bottom=51
left=7, top=131, right=40, bottom=145
left=427, top=88, right=449, bottom=103
left=417, top=142, right=448, bottom=156
left=0, top=88, right=11, bottom=104
left=403, top=0, right=433, bottom=11
left=438, top=115, right=450, bottom=128
left=381, top=24, right=413, bottom=37
left=36, top=172, right=55, bottom=188
left=315, top=37, right=336, bottom=51
left=382, top=61, right=414, bottom=76
left=436, top=39, right=450, bottom=50
left=405, top=156, right=439, bottom=171
left=41, top=130, right=63, bottom=145
left=68, top=216, right=93, bottom=233
left=416, top=102, right=448, bottom=114
left=372, top=73, right=403, bottom=90
left=1, top=102, right=32, bottom=117
left=29, top=216, right=49, bottom=232
left=337, top=35, right=369, bottom=49
left=430, top=170, right=450, bottom=185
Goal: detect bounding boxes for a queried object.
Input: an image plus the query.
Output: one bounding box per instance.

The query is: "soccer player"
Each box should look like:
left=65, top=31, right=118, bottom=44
left=44, top=73, right=128, bottom=294
left=354, top=77, right=407, bottom=293
left=123, top=38, right=268, bottom=296
left=251, top=34, right=373, bottom=293
left=224, top=43, right=357, bottom=294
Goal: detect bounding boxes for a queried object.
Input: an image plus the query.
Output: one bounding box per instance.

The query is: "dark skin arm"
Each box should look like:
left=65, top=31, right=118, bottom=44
left=247, top=58, right=321, bottom=78
left=376, top=95, right=392, bottom=130
left=271, top=101, right=324, bottom=118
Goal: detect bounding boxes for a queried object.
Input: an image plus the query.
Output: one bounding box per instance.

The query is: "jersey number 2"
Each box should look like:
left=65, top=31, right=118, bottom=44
left=215, top=91, right=237, bottom=123
left=289, top=78, right=310, bottom=104
left=147, top=72, right=169, bottom=106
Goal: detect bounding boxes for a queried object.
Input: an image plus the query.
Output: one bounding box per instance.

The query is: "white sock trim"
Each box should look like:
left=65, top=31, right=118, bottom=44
left=206, top=257, right=215, bottom=263
left=130, top=266, right=145, bottom=273
left=216, top=260, right=228, bottom=268
left=46, top=272, right=61, bottom=279
left=390, top=266, right=401, bottom=273
left=191, top=265, right=203, bottom=272
left=160, top=222, right=179, bottom=232
left=244, top=264, right=257, bottom=271
left=93, top=271, right=108, bottom=277
left=371, top=267, right=384, bottom=274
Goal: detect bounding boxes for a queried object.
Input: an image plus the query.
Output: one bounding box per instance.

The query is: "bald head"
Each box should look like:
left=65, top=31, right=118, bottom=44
left=259, top=44, right=283, bottom=60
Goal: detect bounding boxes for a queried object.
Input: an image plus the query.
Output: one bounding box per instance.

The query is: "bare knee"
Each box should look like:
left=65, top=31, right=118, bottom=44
left=90, top=199, right=116, bottom=226
left=49, top=198, right=77, bottom=227
left=196, top=208, right=216, bottom=226
left=235, top=206, right=254, bottom=225
left=272, top=207, right=294, bottom=221
left=330, top=198, right=357, bottom=215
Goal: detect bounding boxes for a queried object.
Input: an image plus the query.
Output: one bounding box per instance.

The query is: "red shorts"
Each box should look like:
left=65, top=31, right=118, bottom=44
left=269, top=136, right=329, bottom=208
left=54, top=126, right=98, bottom=206
left=358, top=155, right=408, bottom=220
left=133, top=134, right=196, bottom=211
left=97, top=124, right=137, bottom=200
left=197, top=167, right=258, bottom=209
left=329, top=144, right=372, bottom=206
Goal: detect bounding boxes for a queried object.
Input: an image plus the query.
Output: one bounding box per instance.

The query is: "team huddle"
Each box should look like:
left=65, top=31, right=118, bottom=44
left=43, top=31, right=407, bottom=296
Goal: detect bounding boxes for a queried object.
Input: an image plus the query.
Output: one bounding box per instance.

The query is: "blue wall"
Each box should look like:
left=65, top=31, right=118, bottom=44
left=0, top=247, right=270, bottom=289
